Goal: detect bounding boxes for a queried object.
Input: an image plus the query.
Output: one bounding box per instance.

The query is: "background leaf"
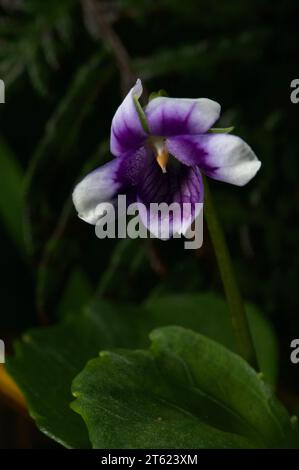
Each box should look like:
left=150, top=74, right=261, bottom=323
left=0, top=0, right=75, bottom=92
left=0, top=138, right=24, bottom=253
left=23, top=52, right=110, bottom=259
left=145, top=293, right=279, bottom=385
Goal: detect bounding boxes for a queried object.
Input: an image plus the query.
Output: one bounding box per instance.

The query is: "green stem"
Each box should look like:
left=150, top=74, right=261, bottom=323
left=133, top=95, right=150, bottom=133
left=203, top=177, right=258, bottom=368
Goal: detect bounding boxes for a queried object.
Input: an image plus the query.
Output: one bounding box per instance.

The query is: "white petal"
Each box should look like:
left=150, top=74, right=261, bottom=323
left=72, top=160, right=121, bottom=225
left=199, top=134, right=261, bottom=186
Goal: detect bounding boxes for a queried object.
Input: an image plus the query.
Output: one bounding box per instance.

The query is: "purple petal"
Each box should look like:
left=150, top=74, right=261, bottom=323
left=110, top=79, right=147, bottom=157
left=145, top=97, right=220, bottom=136
left=167, top=134, right=261, bottom=186
left=116, top=145, right=152, bottom=186
left=137, top=158, right=203, bottom=238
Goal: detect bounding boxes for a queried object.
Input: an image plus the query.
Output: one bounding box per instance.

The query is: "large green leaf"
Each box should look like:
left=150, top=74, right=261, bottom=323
left=71, top=326, right=297, bottom=449
left=6, top=292, right=278, bottom=447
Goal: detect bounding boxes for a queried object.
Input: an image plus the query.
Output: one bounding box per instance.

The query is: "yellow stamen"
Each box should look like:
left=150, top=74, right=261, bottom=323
left=148, top=137, right=169, bottom=173
left=156, top=148, right=169, bottom=173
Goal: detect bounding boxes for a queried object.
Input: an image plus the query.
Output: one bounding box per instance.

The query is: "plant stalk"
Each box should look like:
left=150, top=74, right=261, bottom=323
left=203, top=177, right=258, bottom=368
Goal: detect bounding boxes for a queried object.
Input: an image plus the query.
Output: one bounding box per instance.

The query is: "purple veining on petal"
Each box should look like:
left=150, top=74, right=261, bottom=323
left=138, top=157, right=203, bottom=205
left=138, top=158, right=176, bottom=205
left=166, top=135, right=219, bottom=175
left=148, top=102, right=196, bottom=136
left=145, top=97, right=221, bottom=137
left=137, top=157, right=203, bottom=236
left=110, top=79, right=147, bottom=157
left=155, top=103, right=196, bottom=136
left=111, top=124, right=143, bottom=158
left=115, top=145, right=153, bottom=187
left=168, top=133, right=261, bottom=185
left=173, top=165, right=203, bottom=209
left=111, top=119, right=145, bottom=156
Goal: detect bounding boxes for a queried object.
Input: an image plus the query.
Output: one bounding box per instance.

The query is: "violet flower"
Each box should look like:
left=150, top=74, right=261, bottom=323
left=73, top=79, right=261, bottom=236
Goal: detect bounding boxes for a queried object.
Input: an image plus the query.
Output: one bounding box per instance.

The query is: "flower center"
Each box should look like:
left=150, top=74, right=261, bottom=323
left=148, top=137, right=169, bottom=173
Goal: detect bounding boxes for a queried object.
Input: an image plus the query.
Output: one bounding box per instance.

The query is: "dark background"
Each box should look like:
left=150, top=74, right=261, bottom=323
left=0, top=0, right=298, bottom=448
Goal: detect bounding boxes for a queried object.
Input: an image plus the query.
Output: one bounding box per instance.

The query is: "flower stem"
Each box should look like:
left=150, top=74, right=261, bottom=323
left=203, top=177, right=258, bottom=368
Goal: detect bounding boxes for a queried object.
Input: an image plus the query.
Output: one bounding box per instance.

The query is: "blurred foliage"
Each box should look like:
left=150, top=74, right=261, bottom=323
left=0, top=0, right=299, bottom=448
left=0, top=0, right=75, bottom=93
left=0, top=139, right=23, bottom=252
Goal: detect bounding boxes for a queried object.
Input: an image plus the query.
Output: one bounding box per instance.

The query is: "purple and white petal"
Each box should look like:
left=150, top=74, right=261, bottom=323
left=110, top=79, right=147, bottom=157
left=137, top=159, right=203, bottom=239
left=72, top=159, right=124, bottom=225
left=145, top=96, right=220, bottom=137
left=167, top=134, right=261, bottom=186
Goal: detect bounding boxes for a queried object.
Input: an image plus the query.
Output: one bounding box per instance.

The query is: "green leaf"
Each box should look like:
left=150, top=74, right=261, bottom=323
left=209, top=126, right=234, bottom=133
left=71, top=355, right=253, bottom=449
left=133, top=94, right=150, bottom=133
left=71, top=327, right=297, bottom=448
left=145, top=293, right=278, bottom=385
left=148, top=89, right=168, bottom=101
